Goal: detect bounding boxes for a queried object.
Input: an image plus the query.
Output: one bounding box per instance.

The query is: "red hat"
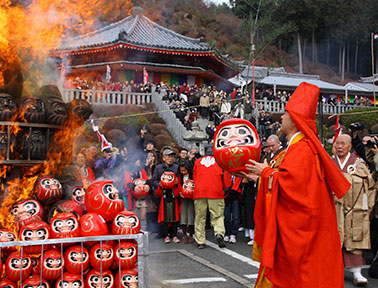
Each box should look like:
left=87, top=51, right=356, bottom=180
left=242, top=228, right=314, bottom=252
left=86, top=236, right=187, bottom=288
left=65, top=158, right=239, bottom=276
left=284, top=82, right=350, bottom=199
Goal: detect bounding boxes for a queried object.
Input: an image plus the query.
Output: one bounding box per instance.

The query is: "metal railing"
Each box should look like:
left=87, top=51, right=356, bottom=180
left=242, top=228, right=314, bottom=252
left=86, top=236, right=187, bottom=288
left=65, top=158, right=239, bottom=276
left=151, top=92, right=187, bottom=148
left=254, top=98, right=361, bottom=114
left=61, top=89, right=152, bottom=106
left=0, top=233, right=149, bottom=287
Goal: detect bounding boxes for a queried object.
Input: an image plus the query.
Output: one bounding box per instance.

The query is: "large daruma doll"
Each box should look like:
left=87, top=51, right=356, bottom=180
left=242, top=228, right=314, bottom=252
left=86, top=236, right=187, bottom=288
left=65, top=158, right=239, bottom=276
left=114, top=241, right=137, bottom=269
left=19, top=220, right=51, bottom=254
left=85, top=180, right=124, bottom=221
left=10, top=199, right=43, bottom=227
left=115, top=268, right=138, bottom=288
left=50, top=212, right=81, bottom=240
left=64, top=245, right=90, bottom=274
left=34, top=176, right=63, bottom=205
left=213, top=118, right=261, bottom=174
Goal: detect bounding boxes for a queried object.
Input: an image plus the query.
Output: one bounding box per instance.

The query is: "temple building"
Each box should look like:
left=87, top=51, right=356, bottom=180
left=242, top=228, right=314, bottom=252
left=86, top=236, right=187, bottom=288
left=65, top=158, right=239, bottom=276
left=52, top=7, right=240, bottom=90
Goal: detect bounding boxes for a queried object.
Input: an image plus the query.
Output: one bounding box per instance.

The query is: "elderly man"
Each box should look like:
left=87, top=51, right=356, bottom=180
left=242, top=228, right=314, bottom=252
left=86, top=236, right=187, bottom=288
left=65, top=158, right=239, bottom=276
left=245, top=82, right=350, bottom=288
left=333, top=134, right=376, bottom=286
left=264, top=134, right=285, bottom=164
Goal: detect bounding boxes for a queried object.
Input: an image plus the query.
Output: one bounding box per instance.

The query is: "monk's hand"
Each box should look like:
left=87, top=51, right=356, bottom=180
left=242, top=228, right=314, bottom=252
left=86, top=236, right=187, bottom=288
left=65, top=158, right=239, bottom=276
left=239, top=171, right=259, bottom=182
left=245, top=159, right=268, bottom=176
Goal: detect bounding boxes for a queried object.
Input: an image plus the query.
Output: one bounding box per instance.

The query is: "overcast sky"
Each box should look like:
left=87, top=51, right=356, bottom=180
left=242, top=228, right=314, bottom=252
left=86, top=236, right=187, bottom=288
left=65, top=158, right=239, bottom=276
left=207, top=0, right=229, bottom=6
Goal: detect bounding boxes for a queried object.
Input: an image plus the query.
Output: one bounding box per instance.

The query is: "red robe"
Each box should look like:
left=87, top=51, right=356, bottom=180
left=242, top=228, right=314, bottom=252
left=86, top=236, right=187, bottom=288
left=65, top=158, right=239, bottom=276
left=258, top=136, right=346, bottom=288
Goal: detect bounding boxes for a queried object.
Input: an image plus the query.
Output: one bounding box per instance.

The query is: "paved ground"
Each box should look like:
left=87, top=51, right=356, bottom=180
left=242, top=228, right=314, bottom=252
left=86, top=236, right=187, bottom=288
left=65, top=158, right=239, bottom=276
left=144, top=229, right=378, bottom=288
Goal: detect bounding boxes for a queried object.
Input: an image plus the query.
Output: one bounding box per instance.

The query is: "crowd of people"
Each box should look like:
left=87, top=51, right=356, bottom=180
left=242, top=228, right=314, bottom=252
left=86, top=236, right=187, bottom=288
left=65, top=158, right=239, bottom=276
left=63, top=76, right=378, bottom=286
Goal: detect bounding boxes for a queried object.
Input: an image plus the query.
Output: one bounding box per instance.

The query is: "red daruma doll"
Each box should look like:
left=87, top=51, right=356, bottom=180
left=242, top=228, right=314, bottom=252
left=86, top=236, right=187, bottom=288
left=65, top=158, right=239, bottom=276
left=50, top=212, right=81, bottom=240
left=89, top=242, right=114, bottom=270
left=39, top=249, right=64, bottom=280
left=86, top=269, right=114, bottom=288
left=64, top=245, right=90, bottom=274
left=112, top=210, right=140, bottom=235
left=10, top=199, right=43, bottom=227
left=19, top=220, right=51, bottom=254
left=34, top=176, right=63, bottom=205
left=213, top=118, right=261, bottom=175
left=115, top=268, right=138, bottom=288
left=85, top=180, right=124, bottom=221
left=55, top=273, right=84, bottom=288
left=5, top=251, right=32, bottom=282
left=0, top=228, right=18, bottom=255
left=22, top=275, right=50, bottom=288
left=114, top=241, right=137, bottom=269
left=0, top=279, right=17, bottom=288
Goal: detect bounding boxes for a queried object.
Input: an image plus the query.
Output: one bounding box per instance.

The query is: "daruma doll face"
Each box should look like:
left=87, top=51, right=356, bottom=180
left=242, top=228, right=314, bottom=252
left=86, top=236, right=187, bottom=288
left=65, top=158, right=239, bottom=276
left=159, top=171, right=176, bottom=189
left=213, top=119, right=261, bottom=174
left=112, top=210, right=140, bottom=235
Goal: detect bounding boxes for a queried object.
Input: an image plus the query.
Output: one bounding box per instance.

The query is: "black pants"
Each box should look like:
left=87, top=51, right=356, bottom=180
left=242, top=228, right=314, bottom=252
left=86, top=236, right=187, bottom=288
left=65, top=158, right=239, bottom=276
left=163, top=222, right=178, bottom=238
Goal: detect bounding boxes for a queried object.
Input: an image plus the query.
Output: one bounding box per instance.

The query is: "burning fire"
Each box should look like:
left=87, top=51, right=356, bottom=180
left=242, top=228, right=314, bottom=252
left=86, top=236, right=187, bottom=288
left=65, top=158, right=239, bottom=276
left=0, top=0, right=133, bottom=93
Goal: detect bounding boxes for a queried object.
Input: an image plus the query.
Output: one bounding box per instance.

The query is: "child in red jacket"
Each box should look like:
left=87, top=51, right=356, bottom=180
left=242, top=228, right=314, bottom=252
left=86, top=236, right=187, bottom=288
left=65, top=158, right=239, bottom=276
left=155, top=171, right=181, bottom=243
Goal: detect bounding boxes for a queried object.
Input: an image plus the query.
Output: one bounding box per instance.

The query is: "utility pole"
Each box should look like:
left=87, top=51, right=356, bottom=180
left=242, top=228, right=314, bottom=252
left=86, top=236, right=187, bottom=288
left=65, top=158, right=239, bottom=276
left=245, top=0, right=262, bottom=108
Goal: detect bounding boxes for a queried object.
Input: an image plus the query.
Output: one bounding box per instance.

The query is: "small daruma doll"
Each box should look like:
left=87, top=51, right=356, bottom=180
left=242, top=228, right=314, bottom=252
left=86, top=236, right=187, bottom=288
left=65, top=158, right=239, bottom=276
left=10, top=199, right=43, bottom=227
left=0, top=279, right=17, bottom=288
left=112, top=210, right=140, bottom=235
left=213, top=118, right=261, bottom=174
left=181, top=180, right=195, bottom=199
left=115, top=268, right=138, bottom=288
left=71, top=185, right=86, bottom=207
left=159, top=171, right=176, bottom=189
left=40, top=249, right=64, bottom=280
left=0, top=228, right=18, bottom=255
left=34, top=176, right=63, bottom=205
left=55, top=273, right=84, bottom=288
left=86, top=269, right=114, bottom=288
left=64, top=245, right=90, bottom=274
left=114, top=241, right=137, bottom=270
left=132, top=178, right=149, bottom=199
left=85, top=180, right=124, bottom=221
left=5, top=251, right=32, bottom=282
left=50, top=212, right=81, bottom=239
left=22, top=275, right=50, bottom=288
left=89, top=242, right=114, bottom=270
left=19, top=220, right=51, bottom=254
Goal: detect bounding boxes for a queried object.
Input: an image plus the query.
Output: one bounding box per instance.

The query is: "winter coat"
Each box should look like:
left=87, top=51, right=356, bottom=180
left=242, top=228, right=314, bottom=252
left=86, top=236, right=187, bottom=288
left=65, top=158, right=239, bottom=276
left=334, top=156, right=376, bottom=250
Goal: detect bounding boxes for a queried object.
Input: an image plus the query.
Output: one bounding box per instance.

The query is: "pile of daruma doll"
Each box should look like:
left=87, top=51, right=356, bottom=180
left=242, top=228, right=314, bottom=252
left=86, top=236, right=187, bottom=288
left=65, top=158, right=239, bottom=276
left=0, top=176, right=145, bottom=288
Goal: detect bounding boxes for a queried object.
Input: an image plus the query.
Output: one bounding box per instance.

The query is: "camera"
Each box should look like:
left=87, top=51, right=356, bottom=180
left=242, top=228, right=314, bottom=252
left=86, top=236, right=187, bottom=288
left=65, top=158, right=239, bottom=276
left=349, top=122, right=364, bottom=131
left=365, top=139, right=378, bottom=148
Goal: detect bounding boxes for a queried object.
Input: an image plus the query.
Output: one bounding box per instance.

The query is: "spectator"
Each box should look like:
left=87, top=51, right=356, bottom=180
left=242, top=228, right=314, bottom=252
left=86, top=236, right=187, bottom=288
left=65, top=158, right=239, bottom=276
left=220, top=98, right=231, bottom=120
left=193, top=146, right=231, bottom=249
left=224, top=175, right=242, bottom=244
left=73, top=152, right=95, bottom=187
left=205, top=123, right=215, bottom=144
left=199, top=93, right=210, bottom=119
left=332, top=134, right=376, bottom=286
left=178, top=160, right=195, bottom=244
left=85, top=144, right=99, bottom=171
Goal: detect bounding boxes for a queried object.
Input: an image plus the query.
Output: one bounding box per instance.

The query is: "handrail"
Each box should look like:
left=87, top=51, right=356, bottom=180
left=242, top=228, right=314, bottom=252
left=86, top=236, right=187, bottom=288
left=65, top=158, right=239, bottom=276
left=61, top=89, right=152, bottom=106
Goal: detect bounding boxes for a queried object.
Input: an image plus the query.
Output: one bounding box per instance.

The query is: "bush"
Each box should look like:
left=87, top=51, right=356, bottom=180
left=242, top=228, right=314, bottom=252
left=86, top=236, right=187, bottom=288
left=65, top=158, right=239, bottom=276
left=340, top=107, right=378, bottom=133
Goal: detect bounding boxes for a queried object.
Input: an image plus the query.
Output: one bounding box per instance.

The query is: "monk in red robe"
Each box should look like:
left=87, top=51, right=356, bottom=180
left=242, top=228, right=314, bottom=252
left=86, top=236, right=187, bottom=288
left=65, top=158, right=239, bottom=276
left=244, top=82, right=351, bottom=288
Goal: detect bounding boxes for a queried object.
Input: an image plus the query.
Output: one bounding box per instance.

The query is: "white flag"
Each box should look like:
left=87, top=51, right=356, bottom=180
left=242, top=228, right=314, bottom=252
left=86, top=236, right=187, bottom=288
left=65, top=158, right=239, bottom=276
left=106, top=65, right=111, bottom=81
